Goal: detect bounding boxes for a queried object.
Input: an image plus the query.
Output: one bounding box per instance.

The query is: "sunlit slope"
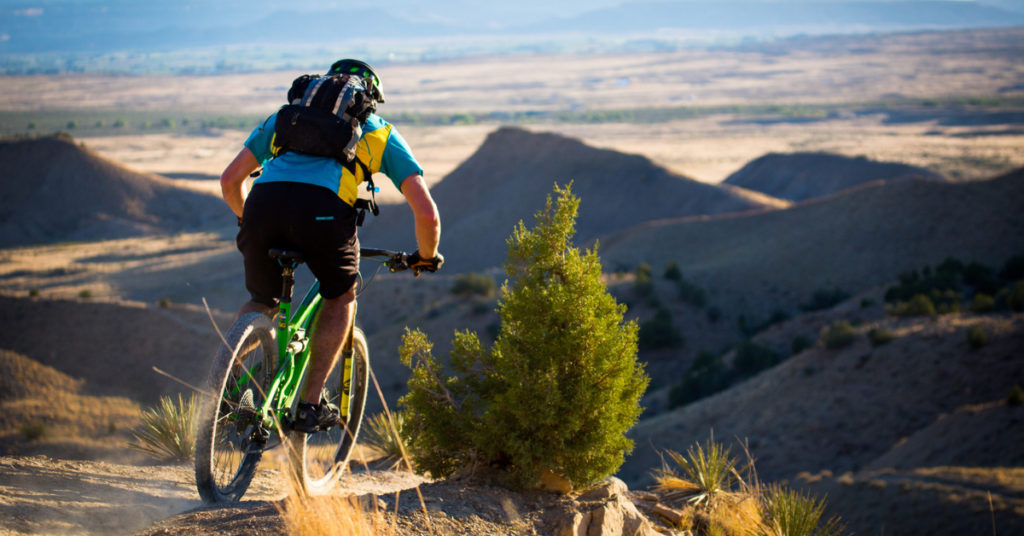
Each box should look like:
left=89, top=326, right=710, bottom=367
left=0, top=136, right=229, bottom=247
left=723, top=152, right=945, bottom=202
left=0, top=296, right=230, bottom=405
left=0, top=349, right=141, bottom=460
left=598, top=169, right=1024, bottom=317
left=361, top=127, right=783, bottom=273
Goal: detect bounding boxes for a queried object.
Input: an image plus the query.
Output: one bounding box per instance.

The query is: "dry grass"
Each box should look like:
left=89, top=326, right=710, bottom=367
left=360, top=411, right=414, bottom=470
left=127, top=393, right=198, bottom=462
left=279, top=485, right=382, bottom=536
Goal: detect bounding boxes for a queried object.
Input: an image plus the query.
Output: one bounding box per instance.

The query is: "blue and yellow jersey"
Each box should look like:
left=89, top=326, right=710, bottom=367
left=244, top=113, right=422, bottom=206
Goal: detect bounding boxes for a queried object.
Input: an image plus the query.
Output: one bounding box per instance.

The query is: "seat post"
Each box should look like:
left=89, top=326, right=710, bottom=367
left=280, top=265, right=296, bottom=304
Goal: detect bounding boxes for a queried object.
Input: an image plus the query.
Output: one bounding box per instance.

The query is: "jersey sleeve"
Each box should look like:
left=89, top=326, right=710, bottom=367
left=379, top=124, right=423, bottom=192
left=244, top=113, right=278, bottom=164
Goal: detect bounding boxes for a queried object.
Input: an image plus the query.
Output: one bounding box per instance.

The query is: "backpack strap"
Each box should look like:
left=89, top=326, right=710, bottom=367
left=300, top=77, right=326, bottom=107
left=351, top=159, right=380, bottom=227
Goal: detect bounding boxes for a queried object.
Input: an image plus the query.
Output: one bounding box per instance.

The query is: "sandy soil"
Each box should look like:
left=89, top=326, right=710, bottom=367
left=0, top=455, right=429, bottom=536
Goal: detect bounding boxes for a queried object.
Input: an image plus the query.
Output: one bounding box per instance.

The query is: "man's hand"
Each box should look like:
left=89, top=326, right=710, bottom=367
left=408, top=250, right=443, bottom=276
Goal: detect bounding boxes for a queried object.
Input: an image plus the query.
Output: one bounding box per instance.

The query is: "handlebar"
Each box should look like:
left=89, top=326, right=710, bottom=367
left=359, top=248, right=419, bottom=275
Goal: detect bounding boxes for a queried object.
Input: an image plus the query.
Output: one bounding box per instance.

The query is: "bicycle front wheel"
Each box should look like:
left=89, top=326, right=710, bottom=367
left=288, top=327, right=370, bottom=496
left=195, top=312, right=277, bottom=503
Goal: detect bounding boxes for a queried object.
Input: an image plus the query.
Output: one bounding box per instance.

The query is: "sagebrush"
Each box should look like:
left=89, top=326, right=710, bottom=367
left=399, top=184, right=648, bottom=489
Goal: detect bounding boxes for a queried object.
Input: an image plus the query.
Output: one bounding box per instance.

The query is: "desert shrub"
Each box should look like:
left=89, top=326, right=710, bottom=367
left=664, top=261, right=682, bottom=281
left=669, top=352, right=730, bottom=409
left=706, top=307, right=722, bottom=324
left=113, top=118, right=126, bottom=128
left=28, top=288, right=39, bottom=298
left=399, top=184, right=648, bottom=489
left=967, top=325, right=988, bottom=349
left=141, top=120, right=152, bottom=129
left=888, top=294, right=936, bottom=317
left=928, top=288, right=962, bottom=314
left=791, top=335, right=813, bottom=355
left=1009, top=281, right=1024, bottom=312
left=128, top=393, right=198, bottom=462
left=868, top=328, right=894, bottom=347
left=860, top=298, right=875, bottom=308
left=800, top=288, right=850, bottom=312
left=471, top=300, right=491, bottom=315
left=767, top=309, right=790, bottom=326
left=963, top=262, right=999, bottom=295
left=78, top=289, right=92, bottom=299
left=19, top=422, right=49, bottom=440
left=885, top=264, right=961, bottom=303
left=360, top=411, right=412, bottom=470
left=1008, top=385, right=1024, bottom=407
left=635, top=262, right=654, bottom=298
left=95, top=120, right=104, bottom=128
left=26, top=122, right=36, bottom=130
left=753, top=485, right=844, bottom=536
left=451, top=272, right=496, bottom=297
left=733, top=341, right=780, bottom=377
left=66, top=120, right=76, bottom=129
left=969, top=293, right=995, bottom=313
left=676, top=278, right=707, bottom=307
left=640, top=308, right=684, bottom=350
left=654, top=441, right=740, bottom=511
left=1000, top=255, right=1024, bottom=281
left=160, top=118, right=175, bottom=128
left=820, top=321, right=856, bottom=349
left=157, top=297, right=171, bottom=308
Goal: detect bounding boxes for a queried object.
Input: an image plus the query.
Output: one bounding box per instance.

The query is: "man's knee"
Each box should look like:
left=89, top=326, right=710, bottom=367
left=323, top=286, right=356, bottom=308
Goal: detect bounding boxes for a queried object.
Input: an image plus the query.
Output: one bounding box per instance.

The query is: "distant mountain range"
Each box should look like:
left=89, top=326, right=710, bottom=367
left=1, top=0, right=1022, bottom=54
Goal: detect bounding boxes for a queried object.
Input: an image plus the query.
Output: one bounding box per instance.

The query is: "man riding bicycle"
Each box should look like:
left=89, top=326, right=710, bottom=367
left=218, top=59, right=442, bottom=434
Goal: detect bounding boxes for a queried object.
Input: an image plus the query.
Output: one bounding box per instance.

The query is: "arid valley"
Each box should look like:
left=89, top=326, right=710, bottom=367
left=1, top=22, right=1023, bottom=536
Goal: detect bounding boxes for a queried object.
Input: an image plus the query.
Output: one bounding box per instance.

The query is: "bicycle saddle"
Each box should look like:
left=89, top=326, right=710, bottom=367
left=268, top=249, right=305, bottom=265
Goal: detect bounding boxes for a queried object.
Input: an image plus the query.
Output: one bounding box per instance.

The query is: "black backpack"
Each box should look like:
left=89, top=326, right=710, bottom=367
left=272, top=74, right=381, bottom=223
left=273, top=74, right=377, bottom=164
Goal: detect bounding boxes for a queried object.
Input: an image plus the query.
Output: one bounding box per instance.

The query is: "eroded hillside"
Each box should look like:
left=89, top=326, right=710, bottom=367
left=361, top=127, right=787, bottom=273
left=0, top=136, right=231, bottom=247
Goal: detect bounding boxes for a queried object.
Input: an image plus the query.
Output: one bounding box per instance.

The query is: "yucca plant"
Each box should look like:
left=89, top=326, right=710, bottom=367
left=128, top=393, right=198, bottom=462
left=360, top=411, right=413, bottom=470
left=655, top=440, right=743, bottom=510
left=753, top=485, right=844, bottom=536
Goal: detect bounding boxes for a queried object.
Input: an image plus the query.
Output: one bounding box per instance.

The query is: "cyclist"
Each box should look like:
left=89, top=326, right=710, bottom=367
left=218, top=59, right=442, bottom=434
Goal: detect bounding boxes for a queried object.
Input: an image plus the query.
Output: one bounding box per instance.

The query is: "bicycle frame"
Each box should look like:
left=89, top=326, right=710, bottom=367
left=229, top=248, right=405, bottom=435
left=231, top=279, right=356, bottom=433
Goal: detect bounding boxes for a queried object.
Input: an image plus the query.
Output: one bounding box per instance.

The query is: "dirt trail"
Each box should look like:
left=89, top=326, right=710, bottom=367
left=0, top=455, right=426, bottom=536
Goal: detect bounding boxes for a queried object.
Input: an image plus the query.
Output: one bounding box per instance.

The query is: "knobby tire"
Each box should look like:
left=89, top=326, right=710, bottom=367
left=194, top=312, right=277, bottom=503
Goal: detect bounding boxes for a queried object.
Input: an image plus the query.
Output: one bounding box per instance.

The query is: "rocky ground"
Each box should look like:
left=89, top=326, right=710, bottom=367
left=0, top=453, right=691, bottom=536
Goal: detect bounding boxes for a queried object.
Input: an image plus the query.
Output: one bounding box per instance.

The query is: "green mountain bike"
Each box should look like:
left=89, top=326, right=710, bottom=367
left=195, top=247, right=416, bottom=501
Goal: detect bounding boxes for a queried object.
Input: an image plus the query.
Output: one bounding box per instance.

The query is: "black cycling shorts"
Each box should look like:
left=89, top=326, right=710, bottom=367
left=237, top=182, right=359, bottom=306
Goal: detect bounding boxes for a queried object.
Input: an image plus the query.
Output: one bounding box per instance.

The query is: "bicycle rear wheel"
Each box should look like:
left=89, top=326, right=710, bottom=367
left=288, top=327, right=370, bottom=496
left=195, top=312, right=277, bottom=503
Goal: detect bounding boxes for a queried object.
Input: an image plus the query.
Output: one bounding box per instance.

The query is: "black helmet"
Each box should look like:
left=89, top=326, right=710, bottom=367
left=328, top=59, right=385, bottom=103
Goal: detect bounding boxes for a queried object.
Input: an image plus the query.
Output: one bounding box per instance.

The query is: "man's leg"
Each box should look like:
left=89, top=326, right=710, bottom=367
left=301, top=286, right=356, bottom=404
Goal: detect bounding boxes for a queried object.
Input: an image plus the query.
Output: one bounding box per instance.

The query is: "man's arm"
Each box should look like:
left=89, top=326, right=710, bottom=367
left=401, top=174, right=440, bottom=258
left=220, top=147, right=261, bottom=218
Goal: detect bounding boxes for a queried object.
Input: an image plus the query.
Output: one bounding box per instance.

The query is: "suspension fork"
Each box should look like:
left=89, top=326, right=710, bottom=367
left=339, top=301, right=358, bottom=418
